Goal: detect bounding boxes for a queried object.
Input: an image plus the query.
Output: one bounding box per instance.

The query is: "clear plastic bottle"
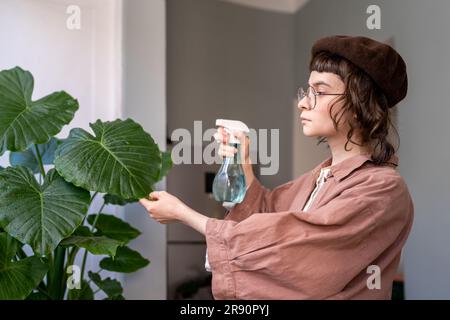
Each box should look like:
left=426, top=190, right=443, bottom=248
left=212, top=142, right=247, bottom=204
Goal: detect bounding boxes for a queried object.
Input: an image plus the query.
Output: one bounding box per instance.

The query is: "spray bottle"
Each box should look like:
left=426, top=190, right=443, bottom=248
left=212, top=119, right=250, bottom=210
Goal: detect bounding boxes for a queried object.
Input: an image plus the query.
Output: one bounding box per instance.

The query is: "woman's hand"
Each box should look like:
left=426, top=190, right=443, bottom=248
left=215, top=126, right=255, bottom=187
left=139, top=191, right=209, bottom=235
left=139, top=191, right=188, bottom=224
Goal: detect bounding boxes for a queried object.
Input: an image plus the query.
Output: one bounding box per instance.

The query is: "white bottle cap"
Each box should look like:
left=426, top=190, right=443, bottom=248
left=216, top=119, right=249, bottom=144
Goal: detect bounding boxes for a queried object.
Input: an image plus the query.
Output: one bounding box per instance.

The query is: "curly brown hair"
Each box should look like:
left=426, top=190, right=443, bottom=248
left=309, top=51, right=399, bottom=166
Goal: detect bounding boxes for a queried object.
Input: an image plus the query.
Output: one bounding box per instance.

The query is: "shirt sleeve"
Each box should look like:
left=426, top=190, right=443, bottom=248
left=223, top=177, right=296, bottom=223
left=205, top=174, right=414, bottom=299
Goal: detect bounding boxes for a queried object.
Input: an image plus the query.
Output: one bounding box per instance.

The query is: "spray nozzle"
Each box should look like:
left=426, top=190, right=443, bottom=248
left=216, top=119, right=250, bottom=144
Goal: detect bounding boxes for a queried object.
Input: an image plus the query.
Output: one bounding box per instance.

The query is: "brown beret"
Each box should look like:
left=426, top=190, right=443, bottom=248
left=311, top=35, right=408, bottom=108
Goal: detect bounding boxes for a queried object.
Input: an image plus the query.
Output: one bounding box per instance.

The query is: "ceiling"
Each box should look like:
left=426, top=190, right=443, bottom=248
left=220, top=0, right=310, bottom=14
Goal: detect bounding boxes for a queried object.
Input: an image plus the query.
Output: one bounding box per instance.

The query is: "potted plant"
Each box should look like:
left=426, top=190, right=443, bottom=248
left=0, top=67, right=172, bottom=300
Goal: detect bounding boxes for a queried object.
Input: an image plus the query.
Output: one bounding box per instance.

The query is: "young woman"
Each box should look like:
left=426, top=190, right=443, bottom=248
left=139, top=35, right=414, bottom=300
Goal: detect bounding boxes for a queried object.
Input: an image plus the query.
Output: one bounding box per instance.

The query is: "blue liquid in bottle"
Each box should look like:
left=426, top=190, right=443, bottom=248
left=212, top=142, right=247, bottom=203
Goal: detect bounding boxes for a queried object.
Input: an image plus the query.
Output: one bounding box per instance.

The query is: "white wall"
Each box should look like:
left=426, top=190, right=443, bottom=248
left=0, top=0, right=122, bottom=134
left=121, top=0, right=167, bottom=300
left=0, top=0, right=167, bottom=300
left=0, top=0, right=124, bottom=298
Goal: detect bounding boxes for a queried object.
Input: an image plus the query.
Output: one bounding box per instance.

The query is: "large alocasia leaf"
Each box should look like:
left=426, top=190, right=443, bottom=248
left=60, top=225, right=122, bottom=257
left=0, top=233, right=48, bottom=300
left=103, top=194, right=137, bottom=206
left=87, top=214, right=140, bottom=244
left=0, top=67, right=78, bottom=156
left=100, top=149, right=171, bottom=205
left=100, top=246, right=149, bottom=273
left=0, top=167, right=91, bottom=255
left=10, top=138, right=61, bottom=173
left=54, top=119, right=161, bottom=200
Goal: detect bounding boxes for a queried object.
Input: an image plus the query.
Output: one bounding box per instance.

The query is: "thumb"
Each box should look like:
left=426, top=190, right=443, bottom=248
left=139, top=198, right=154, bottom=210
left=149, top=191, right=161, bottom=200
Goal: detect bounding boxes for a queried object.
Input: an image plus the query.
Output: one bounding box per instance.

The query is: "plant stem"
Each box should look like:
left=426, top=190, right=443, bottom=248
left=80, top=191, right=99, bottom=226
left=80, top=200, right=106, bottom=283
left=49, top=246, right=66, bottom=300
left=90, top=202, right=106, bottom=232
left=80, top=249, right=89, bottom=286
left=90, top=191, right=99, bottom=205
left=17, top=246, right=28, bottom=259
left=34, top=144, right=46, bottom=178
left=66, top=247, right=79, bottom=270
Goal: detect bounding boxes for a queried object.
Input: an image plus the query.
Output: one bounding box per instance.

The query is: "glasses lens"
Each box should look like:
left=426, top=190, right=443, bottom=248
left=297, top=88, right=304, bottom=102
left=298, top=87, right=315, bottom=109
left=309, top=87, right=317, bottom=109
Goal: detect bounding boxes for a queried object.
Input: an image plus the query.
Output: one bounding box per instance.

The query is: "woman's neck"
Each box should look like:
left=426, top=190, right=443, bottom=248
left=328, top=136, right=371, bottom=167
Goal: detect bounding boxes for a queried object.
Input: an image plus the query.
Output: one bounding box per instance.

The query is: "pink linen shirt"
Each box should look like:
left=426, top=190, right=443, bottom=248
left=205, top=153, right=414, bottom=299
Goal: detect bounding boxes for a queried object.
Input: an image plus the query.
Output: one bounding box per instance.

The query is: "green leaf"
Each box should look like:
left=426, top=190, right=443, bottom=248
left=158, top=150, right=173, bottom=180
left=87, top=214, right=140, bottom=244
left=88, top=271, right=123, bottom=297
left=0, top=233, right=48, bottom=300
left=0, top=67, right=78, bottom=156
left=9, top=138, right=61, bottom=173
left=68, top=280, right=94, bottom=300
left=0, top=167, right=91, bottom=255
left=103, top=194, right=138, bottom=206
left=54, top=119, right=162, bottom=199
left=100, top=246, right=150, bottom=273
left=60, top=233, right=122, bottom=257
left=72, top=225, right=92, bottom=237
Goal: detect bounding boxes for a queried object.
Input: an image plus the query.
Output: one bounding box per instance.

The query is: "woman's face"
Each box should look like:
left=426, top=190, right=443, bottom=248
left=297, top=71, right=348, bottom=138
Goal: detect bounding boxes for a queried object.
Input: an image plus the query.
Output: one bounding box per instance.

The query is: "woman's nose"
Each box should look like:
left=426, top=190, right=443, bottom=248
left=298, top=97, right=310, bottom=111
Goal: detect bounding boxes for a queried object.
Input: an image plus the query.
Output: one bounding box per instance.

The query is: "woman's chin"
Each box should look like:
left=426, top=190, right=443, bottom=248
left=302, top=127, right=316, bottom=137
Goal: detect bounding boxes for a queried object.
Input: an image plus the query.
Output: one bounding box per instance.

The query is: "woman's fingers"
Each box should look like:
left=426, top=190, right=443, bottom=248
left=218, top=144, right=237, bottom=157
left=217, top=127, right=228, bottom=144
left=216, top=127, right=251, bottom=161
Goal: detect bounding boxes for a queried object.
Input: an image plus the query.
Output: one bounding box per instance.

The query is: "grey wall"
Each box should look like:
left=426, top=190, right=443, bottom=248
left=294, top=0, right=450, bottom=299
left=166, top=0, right=297, bottom=299
left=167, top=0, right=450, bottom=299
left=167, top=0, right=296, bottom=189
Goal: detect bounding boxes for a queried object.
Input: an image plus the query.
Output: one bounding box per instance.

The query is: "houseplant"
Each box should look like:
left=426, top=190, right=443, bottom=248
left=0, top=66, right=172, bottom=300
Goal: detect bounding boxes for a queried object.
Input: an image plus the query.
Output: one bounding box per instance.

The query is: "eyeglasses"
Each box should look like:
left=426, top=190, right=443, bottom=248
left=297, top=86, right=346, bottom=110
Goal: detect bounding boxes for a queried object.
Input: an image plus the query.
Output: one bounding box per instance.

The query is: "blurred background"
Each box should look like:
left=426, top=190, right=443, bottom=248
left=0, top=0, right=448, bottom=299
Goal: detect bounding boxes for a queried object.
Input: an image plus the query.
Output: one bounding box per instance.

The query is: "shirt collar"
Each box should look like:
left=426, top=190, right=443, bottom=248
left=312, top=153, right=399, bottom=182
